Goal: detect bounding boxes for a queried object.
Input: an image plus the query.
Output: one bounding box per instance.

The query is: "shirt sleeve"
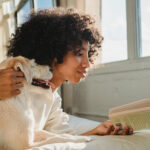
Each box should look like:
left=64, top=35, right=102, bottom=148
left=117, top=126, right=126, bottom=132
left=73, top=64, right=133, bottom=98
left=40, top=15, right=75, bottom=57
left=44, top=91, right=74, bottom=134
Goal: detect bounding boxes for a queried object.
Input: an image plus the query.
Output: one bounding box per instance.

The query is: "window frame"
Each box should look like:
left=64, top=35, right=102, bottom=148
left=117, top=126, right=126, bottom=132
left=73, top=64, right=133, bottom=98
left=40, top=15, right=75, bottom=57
left=89, top=0, right=150, bottom=76
left=14, top=0, right=56, bottom=26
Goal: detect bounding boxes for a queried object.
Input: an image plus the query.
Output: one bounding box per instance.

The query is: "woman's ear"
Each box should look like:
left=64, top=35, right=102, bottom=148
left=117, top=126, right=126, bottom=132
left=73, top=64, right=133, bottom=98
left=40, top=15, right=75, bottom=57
left=51, top=58, right=58, bottom=68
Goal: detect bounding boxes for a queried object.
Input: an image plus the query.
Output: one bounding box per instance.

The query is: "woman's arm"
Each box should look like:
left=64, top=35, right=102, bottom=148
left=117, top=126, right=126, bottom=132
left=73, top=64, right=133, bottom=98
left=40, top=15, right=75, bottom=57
left=0, top=68, right=24, bottom=100
left=81, top=120, right=133, bottom=136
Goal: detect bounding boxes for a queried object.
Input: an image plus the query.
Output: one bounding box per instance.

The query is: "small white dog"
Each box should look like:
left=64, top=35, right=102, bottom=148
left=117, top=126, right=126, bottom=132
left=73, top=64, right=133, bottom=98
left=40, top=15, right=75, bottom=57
left=0, top=56, right=90, bottom=150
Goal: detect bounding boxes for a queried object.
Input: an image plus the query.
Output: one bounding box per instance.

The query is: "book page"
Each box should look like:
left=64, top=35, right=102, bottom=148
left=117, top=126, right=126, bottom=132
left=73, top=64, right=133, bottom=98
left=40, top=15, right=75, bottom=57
left=109, top=98, right=150, bottom=131
left=110, top=111, right=150, bottom=131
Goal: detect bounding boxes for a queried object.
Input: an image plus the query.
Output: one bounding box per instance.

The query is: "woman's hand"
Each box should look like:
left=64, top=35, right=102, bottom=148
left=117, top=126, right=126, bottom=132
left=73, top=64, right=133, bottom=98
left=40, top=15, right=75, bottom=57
left=93, top=120, right=133, bottom=135
left=81, top=120, right=133, bottom=136
left=0, top=68, right=25, bottom=100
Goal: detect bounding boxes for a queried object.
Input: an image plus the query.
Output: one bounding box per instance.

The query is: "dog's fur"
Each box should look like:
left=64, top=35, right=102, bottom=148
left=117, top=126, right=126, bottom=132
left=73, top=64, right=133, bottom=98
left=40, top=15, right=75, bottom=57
left=0, top=56, right=90, bottom=150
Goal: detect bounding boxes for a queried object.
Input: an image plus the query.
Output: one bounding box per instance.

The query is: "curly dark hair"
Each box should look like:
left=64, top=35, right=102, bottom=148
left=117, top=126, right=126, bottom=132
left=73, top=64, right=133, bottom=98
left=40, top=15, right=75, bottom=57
left=7, top=7, right=103, bottom=66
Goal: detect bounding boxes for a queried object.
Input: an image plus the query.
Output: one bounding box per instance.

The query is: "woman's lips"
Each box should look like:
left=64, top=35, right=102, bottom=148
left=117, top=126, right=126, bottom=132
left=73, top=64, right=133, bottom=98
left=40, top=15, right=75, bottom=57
left=77, top=71, right=87, bottom=78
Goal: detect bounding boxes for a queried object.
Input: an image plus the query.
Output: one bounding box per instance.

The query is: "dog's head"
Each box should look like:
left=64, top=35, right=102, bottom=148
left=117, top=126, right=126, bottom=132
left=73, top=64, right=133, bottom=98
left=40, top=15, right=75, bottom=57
left=30, top=59, right=53, bottom=81
left=0, top=56, right=53, bottom=83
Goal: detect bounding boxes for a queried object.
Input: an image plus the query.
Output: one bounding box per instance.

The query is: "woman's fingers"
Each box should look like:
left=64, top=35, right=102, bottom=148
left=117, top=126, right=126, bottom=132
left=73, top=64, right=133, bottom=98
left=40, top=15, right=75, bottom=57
left=0, top=68, right=25, bottom=99
left=0, top=68, right=14, bottom=74
left=103, top=121, right=115, bottom=135
left=129, top=127, right=133, bottom=135
left=12, top=76, right=25, bottom=84
left=14, top=70, right=24, bottom=77
left=11, top=89, right=21, bottom=96
left=0, top=68, right=23, bottom=77
left=122, top=125, right=130, bottom=135
left=110, top=124, right=133, bottom=135
left=105, top=125, right=114, bottom=135
left=111, top=126, right=120, bottom=135
left=12, top=82, right=24, bottom=89
left=0, top=89, right=21, bottom=99
left=94, top=121, right=134, bottom=136
left=0, top=68, right=24, bottom=85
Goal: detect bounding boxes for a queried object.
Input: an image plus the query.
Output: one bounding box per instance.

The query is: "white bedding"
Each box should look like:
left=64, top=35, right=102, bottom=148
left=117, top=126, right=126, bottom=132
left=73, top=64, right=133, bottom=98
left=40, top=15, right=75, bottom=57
left=68, top=115, right=150, bottom=150
left=27, top=115, right=150, bottom=150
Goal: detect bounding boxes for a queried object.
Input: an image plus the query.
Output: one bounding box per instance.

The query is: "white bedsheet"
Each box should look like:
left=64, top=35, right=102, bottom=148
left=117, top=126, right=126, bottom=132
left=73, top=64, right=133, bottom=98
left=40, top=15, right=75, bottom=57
left=28, top=115, right=150, bottom=150
left=68, top=115, right=150, bottom=150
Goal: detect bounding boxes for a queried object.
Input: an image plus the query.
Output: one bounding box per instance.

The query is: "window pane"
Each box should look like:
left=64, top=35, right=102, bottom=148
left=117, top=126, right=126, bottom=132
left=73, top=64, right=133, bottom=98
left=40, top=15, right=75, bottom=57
left=34, top=0, right=53, bottom=11
left=140, top=0, right=150, bottom=57
left=101, top=0, right=127, bottom=63
left=17, top=1, right=31, bottom=26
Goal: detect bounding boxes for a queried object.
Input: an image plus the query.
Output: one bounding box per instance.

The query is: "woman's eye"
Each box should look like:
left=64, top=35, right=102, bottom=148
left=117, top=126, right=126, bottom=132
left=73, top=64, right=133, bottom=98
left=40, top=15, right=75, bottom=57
left=77, top=53, right=83, bottom=56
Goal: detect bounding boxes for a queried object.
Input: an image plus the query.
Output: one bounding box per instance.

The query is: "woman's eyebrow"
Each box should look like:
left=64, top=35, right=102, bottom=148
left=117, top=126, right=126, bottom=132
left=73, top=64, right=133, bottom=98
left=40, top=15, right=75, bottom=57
left=81, top=47, right=86, bottom=51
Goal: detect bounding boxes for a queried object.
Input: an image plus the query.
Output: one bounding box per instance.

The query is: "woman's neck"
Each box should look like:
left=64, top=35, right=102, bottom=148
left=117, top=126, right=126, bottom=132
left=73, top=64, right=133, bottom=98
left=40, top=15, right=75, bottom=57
left=50, top=72, right=65, bottom=92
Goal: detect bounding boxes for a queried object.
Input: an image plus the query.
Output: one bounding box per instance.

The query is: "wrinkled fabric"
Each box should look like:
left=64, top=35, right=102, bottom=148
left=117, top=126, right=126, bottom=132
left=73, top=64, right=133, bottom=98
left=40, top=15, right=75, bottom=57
left=44, top=91, right=74, bottom=134
left=0, top=56, right=91, bottom=150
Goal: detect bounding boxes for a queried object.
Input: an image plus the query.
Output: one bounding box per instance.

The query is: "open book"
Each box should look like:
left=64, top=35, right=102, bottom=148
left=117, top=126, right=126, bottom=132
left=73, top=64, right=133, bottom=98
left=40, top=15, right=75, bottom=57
left=109, top=98, right=150, bottom=131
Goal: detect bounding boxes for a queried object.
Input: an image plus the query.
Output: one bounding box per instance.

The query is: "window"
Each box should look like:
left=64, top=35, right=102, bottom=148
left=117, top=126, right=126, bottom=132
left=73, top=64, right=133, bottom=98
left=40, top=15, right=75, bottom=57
left=16, top=0, right=55, bottom=26
left=100, top=0, right=150, bottom=65
left=101, top=0, right=127, bottom=63
left=140, top=0, right=150, bottom=57
left=34, top=0, right=53, bottom=11
left=17, top=1, right=31, bottom=26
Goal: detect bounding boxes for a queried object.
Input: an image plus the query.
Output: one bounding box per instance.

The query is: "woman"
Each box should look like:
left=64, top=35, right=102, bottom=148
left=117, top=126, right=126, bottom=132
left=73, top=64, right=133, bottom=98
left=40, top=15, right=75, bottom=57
left=1, top=8, right=133, bottom=137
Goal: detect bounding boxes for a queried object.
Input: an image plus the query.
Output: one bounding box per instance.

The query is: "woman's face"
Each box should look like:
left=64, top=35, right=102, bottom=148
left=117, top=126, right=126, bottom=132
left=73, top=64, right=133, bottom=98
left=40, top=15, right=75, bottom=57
left=52, top=40, right=90, bottom=83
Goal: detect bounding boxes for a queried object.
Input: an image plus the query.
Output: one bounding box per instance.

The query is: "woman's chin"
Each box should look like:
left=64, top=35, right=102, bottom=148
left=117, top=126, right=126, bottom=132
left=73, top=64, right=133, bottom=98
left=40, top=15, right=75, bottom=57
left=69, top=77, right=85, bottom=84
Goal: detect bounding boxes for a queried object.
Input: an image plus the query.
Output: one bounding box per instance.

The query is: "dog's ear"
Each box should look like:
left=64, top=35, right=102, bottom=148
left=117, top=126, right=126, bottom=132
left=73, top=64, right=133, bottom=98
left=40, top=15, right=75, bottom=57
left=0, top=56, right=33, bottom=83
left=12, top=56, right=33, bottom=83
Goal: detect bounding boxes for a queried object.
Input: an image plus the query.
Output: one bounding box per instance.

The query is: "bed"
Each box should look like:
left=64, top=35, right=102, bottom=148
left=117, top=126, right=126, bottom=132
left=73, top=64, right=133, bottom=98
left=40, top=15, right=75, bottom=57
left=68, top=115, right=150, bottom=150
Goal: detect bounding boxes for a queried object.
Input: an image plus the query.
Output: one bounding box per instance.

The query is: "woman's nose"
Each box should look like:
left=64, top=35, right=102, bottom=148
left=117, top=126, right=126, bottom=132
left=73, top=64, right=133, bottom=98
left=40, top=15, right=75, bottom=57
left=82, top=56, right=90, bottom=68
